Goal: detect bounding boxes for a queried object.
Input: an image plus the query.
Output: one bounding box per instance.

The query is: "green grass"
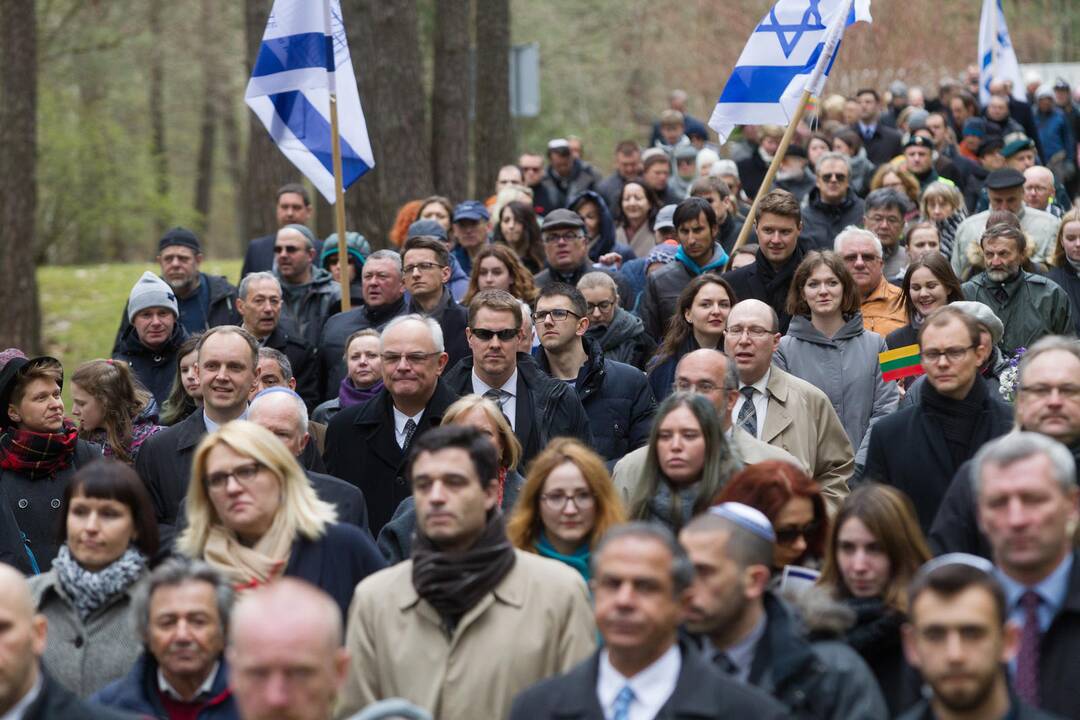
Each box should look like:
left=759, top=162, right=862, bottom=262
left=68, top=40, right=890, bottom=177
left=39, top=260, right=241, bottom=406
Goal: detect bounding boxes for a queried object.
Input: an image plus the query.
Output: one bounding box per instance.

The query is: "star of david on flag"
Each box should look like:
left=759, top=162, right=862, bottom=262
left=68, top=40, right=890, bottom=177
left=708, top=0, right=872, bottom=144
left=245, top=0, right=374, bottom=203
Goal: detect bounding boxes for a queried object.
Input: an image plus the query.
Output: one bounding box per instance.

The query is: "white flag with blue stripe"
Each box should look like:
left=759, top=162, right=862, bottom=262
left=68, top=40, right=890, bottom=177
left=708, top=0, right=872, bottom=145
left=978, top=0, right=1025, bottom=107
left=245, top=0, right=374, bottom=203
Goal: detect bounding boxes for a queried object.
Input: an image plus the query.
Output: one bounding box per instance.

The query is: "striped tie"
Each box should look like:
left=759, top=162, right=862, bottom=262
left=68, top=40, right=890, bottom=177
left=737, top=386, right=757, bottom=437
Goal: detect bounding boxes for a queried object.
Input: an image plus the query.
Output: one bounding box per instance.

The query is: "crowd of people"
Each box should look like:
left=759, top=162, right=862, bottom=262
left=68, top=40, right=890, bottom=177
left=1, top=73, right=1080, bottom=720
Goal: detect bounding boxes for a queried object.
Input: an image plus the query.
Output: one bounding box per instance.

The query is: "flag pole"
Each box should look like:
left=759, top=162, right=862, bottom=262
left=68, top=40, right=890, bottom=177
left=329, top=93, right=351, bottom=312
left=723, top=0, right=854, bottom=271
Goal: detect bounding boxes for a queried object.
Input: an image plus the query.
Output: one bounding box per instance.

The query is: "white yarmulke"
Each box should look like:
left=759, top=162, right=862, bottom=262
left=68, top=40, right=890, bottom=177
left=128, top=271, right=178, bottom=322
left=709, top=502, right=777, bottom=543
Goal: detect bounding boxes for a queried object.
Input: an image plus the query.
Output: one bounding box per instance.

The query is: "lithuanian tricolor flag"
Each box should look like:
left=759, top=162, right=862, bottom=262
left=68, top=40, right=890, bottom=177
left=879, top=344, right=924, bottom=382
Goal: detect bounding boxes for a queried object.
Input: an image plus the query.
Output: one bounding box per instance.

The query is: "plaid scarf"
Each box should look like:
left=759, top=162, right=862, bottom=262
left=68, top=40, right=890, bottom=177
left=0, top=420, right=80, bottom=479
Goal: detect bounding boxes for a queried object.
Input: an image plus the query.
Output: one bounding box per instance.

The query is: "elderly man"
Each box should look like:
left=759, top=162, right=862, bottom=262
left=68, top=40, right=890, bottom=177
left=724, top=300, right=853, bottom=510
left=865, top=307, right=1013, bottom=531
left=236, top=271, right=317, bottom=409
left=533, top=209, right=632, bottom=306
left=92, top=558, right=239, bottom=720
left=113, top=227, right=239, bottom=353
left=511, top=522, right=787, bottom=719
left=952, top=168, right=1061, bottom=279
left=612, top=348, right=804, bottom=501
left=137, top=326, right=259, bottom=529
left=229, top=579, right=348, bottom=720
left=1023, top=165, right=1063, bottom=217
left=339, top=426, right=595, bottom=719
left=931, top=336, right=1080, bottom=556
left=324, top=315, right=457, bottom=536
left=0, top=564, right=133, bottom=719
left=578, top=271, right=655, bottom=370
left=962, top=223, right=1073, bottom=356
left=114, top=271, right=189, bottom=406
left=248, top=388, right=369, bottom=533
left=240, top=183, right=321, bottom=278
left=836, top=226, right=907, bottom=336
left=973, top=432, right=1080, bottom=718
left=319, top=249, right=408, bottom=400
left=680, top=506, right=887, bottom=718
left=402, top=236, right=469, bottom=366
left=800, top=152, right=865, bottom=250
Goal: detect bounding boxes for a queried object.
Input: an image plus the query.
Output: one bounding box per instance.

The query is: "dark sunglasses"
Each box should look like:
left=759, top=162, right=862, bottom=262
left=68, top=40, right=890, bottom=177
left=470, top=327, right=519, bottom=342
left=775, top=521, right=818, bottom=545
left=820, top=173, right=848, bottom=182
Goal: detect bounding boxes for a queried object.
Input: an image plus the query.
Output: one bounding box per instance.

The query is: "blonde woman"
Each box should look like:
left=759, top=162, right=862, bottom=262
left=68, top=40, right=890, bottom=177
left=178, top=420, right=384, bottom=614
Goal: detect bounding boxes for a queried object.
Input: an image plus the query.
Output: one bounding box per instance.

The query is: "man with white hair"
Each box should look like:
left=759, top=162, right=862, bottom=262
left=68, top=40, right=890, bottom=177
left=324, top=314, right=458, bottom=536
left=1023, top=165, right=1062, bottom=217
left=835, top=226, right=907, bottom=336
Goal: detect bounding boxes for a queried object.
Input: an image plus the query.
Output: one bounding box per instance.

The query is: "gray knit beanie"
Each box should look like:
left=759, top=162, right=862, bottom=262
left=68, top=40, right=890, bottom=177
left=128, top=271, right=178, bottom=322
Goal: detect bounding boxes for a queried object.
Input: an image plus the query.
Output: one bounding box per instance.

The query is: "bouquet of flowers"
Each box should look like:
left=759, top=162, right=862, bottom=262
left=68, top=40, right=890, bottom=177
left=998, top=347, right=1027, bottom=403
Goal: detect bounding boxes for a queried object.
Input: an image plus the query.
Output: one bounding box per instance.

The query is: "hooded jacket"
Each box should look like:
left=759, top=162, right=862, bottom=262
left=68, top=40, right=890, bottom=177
left=113, top=321, right=189, bottom=407
left=639, top=243, right=730, bottom=340
left=538, top=159, right=602, bottom=210
left=775, top=314, right=897, bottom=466
left=569, top=190, right=635, bottom=264
left=800, top=188, right=866, bottom=251
left=583, top=307, right=656, bottom=370
left=276, top=266, right=341, bottom=349
left=536, top=338, right=655, bottom=461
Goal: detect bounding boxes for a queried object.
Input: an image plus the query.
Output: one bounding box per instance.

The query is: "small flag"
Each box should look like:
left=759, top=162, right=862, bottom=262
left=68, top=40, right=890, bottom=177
left=245, top=0, right=374, bottom=203
left=977, top=0, right=1026, bottom=107
left=708, top=0, right=872, bottom=145
left=879, top=344, right=924, bottom=382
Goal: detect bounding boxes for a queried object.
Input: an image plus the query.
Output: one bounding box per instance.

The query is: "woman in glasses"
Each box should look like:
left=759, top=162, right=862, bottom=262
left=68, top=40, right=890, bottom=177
left=775, top=251, right=897, bottom=466
left=646, top=273, right=736, bottom=401
left=628, top=392, right=738, bottom=532
left=816, top=484, right=930, bottom=715
left=506, top=438, right=625, bottom=583
left=178, top=420, right=385, bottom=616
left=716, top=460, right=829, bottom=575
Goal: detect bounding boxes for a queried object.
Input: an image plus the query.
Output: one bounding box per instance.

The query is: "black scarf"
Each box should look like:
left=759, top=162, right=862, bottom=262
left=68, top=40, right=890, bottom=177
left=756, top=243, right=806, bottom=304
left=366, top=295, right=406, bottom=327
left=921, top=375, right=988, bottom=467
left=843, top=597, right=905, bottom=657
left=412, top=511, right=517, bottom=628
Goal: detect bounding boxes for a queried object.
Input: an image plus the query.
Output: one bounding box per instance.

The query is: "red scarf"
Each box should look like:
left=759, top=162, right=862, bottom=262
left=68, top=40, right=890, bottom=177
left=0, top=421, right=79, bottom=479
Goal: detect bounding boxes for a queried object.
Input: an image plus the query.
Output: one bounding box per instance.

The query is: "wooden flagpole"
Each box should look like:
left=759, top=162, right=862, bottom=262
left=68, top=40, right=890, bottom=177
left=329, top=93, right=351, bottom=312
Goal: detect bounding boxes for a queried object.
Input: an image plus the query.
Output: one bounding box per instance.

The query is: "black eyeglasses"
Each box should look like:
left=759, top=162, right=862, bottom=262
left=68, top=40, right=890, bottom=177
left=205, top=462, right=263, bottom=491
left=775, top=521, right=818, bottom=546
left=922, top=345, right=975, bottom=363
left=470, top=327, right=520, bottom=341
left=586, top=300, right=615, bottom=313
left=403, top=261, right=445, bottom=274
left=533, top=309, right=582, bottom=323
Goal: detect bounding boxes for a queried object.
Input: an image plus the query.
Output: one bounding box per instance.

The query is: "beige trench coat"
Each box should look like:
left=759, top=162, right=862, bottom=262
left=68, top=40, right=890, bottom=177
left=336, top=549, right=596, bottom=720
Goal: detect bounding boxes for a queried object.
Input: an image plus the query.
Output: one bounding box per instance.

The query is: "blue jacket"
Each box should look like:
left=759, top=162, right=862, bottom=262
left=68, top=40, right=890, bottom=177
left=1035, top=106, right=1074, bottom=162
left=92, top=653, right=239, bottom=720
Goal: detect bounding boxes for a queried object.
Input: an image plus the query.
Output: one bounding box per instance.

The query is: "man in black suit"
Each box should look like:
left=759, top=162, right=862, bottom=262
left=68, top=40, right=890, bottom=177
left=323, top=314, right=458, bottom=536
left=854, top=88, right=904, bottom=166
left=247, top=387, right=370, bottom=535
left=510, top=522, right=787, bottom=719
left=441, top=288, right=592, bottom=467
left=136, top=326, right=259, bottom=530
left=239, top=183, right=322, bottom=278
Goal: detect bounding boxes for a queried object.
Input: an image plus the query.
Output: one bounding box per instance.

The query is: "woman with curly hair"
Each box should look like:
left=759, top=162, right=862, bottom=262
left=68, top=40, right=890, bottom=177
left=462, top=243, right=539, bottom=306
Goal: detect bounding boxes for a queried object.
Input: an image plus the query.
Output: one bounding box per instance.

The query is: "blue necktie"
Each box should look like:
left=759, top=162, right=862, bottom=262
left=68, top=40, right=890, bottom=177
left=737, top=386, right=758, bottom=437
left=613, top=685, right=635, bottom=720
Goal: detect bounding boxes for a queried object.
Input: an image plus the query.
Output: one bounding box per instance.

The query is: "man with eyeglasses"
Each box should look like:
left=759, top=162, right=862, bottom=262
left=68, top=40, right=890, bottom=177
left=723, top=300, right=853, bottom=512
left=861, top=188, right=912, bottom=284
left=402, top=236, right=469, bottom=367
left=578, top=271, right=655, bottom=370
left=533, top=209, right=634, bottom=310
left=800, top=152, right=865, bottom=251
left=532, top=283, right=654, bottom=461
left=324, top=314, right=456, bottom=536
left=931, top=336, right=1080, bottom=559
left=441, top=289, right=591, bottom=468
left=836, top=226, right=908, bottom=336
left=235, top=271, right=318, bottom=410
left=865, top=306, right=1013, bottom=532
left=961, top=223, right=1073, bottom=357
left=319, top=249, right=408, bottom=401
left=679, top=504, right=887, bottom=718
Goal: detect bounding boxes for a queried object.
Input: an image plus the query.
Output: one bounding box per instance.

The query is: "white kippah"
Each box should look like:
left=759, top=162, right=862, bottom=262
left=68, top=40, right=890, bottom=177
left=708, top=502, right=776, bottom=543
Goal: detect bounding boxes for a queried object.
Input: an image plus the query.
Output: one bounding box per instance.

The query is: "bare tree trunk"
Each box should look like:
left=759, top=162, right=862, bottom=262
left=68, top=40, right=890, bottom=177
left=192, top=0, right=217, bottom=236
left=431, top=0, right=470, bottom=200
left=148, top=0, right=169, bottom=236
left=0, top=0, right=42, bottom=352
left=345, top=0, right=431, bottom=247
left=473, top=0, right=513, bottom=199
left=221, top=90, right=246, bottom=256
left=243, top=0, right=297, bottom=243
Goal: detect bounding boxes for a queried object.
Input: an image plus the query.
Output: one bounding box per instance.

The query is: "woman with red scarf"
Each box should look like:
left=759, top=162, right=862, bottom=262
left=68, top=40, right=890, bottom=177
left=0, top=350, right=100, bottom=573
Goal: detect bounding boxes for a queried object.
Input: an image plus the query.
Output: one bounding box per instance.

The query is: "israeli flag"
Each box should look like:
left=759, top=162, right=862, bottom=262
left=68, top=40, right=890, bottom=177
left=978, top=0, right=1025, bottom=106
left=708, top=0, right=872, bottom=145
left=245, top=0, right=374, bottom=203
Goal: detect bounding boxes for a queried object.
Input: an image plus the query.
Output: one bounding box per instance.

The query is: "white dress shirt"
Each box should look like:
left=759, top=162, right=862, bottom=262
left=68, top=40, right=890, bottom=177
left=158, top=661, right=220, bottom=701
left=732, top=368, right=771, bottom=440
left=0, top=674, right=41, bottom=720
left=392, top=405, right=425, bottom=448
left=596, top=644, right=681, bottom=720
left=471, top=369, right=518, bottom=431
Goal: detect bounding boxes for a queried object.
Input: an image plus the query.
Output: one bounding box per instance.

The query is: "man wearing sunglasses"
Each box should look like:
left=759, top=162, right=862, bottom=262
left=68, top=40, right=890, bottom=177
left=800, top=152, right=865, bottom=251
left=441, top=289, right=592, bottom=468
left=272, top=223, right=341, bottom=349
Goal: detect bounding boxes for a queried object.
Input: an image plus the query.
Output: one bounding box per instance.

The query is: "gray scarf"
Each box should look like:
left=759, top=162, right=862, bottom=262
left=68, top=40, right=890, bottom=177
left=52, top=545, right=146, bottom=621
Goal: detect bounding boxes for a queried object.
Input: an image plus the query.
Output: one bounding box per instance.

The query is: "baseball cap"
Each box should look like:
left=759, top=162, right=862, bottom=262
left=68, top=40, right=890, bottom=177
left=452, top=200, right=490, bottom=223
